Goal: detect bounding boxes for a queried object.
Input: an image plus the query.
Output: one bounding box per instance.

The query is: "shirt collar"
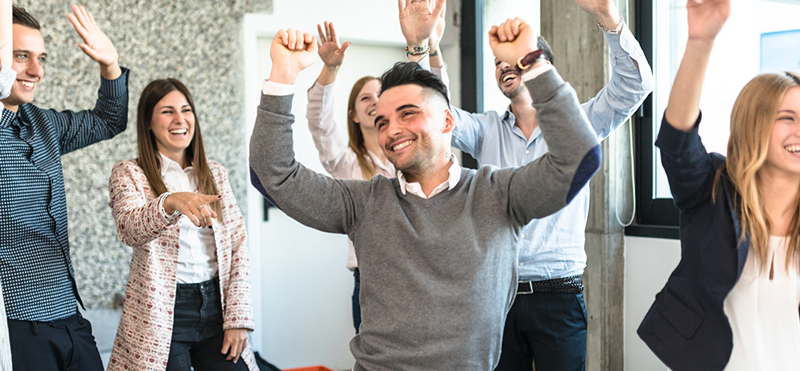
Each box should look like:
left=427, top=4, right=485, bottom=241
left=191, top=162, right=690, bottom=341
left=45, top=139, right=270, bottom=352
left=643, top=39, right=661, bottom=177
left=0, top=107, right=27, bottom=129
left=158, top=152, right=191, bottom=177
left=397, top=153, right=462, bottom=198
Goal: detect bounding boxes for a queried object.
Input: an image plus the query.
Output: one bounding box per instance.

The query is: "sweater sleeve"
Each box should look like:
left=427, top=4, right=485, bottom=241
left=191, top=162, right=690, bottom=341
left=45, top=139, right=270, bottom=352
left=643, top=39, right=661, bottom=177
left=250, top=92, right=364, bottom=234
left=506, top=68, right=601, bottom=224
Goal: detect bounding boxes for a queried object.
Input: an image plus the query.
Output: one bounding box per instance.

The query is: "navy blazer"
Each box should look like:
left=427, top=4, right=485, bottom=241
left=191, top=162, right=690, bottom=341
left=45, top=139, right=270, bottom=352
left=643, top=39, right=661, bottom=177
left=637, top=114, right=800, bottom=370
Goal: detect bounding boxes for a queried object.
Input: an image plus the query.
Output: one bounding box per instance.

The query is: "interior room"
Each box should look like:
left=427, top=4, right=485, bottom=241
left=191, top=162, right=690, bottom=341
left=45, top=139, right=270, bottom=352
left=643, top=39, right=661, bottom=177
left=6, top=0, right=799, bottom=369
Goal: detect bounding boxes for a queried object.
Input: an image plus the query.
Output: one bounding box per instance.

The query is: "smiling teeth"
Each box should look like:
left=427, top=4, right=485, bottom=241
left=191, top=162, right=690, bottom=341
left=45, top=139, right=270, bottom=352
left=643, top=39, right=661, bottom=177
left=786, top=145, right=800, bottom=153
left=18, top=80, right=34, bottom=88
left=393, top=140, right=412, bottom=151
left=502, top=74, right=517, bottom=83
left=368, top=109, right=376, bottom=116
left=169, top=129, right=188, bottom=135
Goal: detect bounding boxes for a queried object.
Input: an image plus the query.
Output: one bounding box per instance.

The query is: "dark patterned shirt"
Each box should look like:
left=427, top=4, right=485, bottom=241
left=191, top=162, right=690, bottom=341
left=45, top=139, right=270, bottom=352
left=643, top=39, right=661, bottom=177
left=0, top=68, right=129, bottom=321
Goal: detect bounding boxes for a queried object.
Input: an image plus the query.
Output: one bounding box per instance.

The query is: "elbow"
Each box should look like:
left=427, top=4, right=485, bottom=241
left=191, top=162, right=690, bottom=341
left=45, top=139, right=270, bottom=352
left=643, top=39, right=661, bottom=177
left=565, top=145, right=602, bottom=204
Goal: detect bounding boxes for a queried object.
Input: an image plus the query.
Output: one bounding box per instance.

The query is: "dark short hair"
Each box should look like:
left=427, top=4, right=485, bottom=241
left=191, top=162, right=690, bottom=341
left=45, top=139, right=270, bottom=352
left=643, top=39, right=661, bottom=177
left=12, top=6, right=40, bottom=30
left=380, top=62, right=450, bottom=107
left=538, top=36, right=554, bottom=65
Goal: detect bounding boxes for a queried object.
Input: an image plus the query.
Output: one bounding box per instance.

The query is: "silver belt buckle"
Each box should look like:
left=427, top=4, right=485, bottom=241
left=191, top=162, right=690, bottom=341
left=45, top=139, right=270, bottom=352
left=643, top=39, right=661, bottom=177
left=517, top=281, right=534, bottom=295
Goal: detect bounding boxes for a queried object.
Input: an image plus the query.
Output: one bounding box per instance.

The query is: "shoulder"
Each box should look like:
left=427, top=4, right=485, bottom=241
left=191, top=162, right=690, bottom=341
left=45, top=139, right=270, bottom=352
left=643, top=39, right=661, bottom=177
left=110, top=159, right=145, bottom=179
left=207, top=159, right=227, bottom=176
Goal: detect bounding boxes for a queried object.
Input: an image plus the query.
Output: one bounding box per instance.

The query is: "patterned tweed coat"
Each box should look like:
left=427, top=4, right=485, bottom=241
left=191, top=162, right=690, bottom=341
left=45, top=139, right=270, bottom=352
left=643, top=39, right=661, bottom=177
left=107, top=159, right=257, bottom=371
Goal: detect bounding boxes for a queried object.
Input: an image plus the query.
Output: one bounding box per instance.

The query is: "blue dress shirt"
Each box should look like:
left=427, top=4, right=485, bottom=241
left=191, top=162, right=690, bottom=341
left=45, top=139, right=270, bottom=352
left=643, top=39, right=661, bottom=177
left=0, top=68, right=129, bottom=321
left=450, top=26, right=653, bottom=281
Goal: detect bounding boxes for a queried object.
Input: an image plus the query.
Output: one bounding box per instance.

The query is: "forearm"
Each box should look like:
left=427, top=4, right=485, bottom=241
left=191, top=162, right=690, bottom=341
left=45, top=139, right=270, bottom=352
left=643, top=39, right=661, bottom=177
left=1, top=0, right=11, bottom=63
left=109, top=163, right=177, bottom=247
left=316, top=64, right=340, bottom=86
left=510, top=69, right=601, bottom=220
left=664, top=39, right=713, bottom=131
left=306, top=82, right=358, bottom=176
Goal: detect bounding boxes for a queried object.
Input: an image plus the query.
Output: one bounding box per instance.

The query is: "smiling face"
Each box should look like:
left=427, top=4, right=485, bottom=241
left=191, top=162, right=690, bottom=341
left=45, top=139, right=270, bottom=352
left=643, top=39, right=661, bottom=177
left=374, top=84, right=453, bottom=178
left=149, top=90, right=195, bottom=167
left=2, top=24, right=46, bottom=112
left=351, top=79, right=381, bottom=132
left=495, top=59, right=526, bottom=100
left=761, top=87, right=800, bottom=180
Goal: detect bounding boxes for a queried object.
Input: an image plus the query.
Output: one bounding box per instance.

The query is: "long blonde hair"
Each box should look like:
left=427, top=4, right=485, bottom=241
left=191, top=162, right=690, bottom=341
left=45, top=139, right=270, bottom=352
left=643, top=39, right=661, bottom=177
left=347, top=76, right=380, bottom=179
left=717, top=71, right=800, bottom=272
left=136, top=78, right=223, bottom=222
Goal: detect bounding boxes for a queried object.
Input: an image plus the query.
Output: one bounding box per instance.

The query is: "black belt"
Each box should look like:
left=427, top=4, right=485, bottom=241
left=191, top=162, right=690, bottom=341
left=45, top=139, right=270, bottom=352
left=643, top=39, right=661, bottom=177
left=517, top=275, right=583, bottom=295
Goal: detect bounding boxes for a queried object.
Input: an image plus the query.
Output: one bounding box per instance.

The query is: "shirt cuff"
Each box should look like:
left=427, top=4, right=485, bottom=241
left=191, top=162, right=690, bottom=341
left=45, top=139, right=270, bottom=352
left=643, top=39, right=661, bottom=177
left=262, top=80, right=295, bottom=96
left=0, top=64, right=17, bottom=100
left=521, top=63, right=555, bottom=82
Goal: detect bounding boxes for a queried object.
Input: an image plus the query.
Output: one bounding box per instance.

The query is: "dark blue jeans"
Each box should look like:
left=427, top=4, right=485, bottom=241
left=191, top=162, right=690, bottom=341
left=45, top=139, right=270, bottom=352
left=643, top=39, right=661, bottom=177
left=7, top=312, right=103, bottom=371
left=166, top=277, right=248, bottom=371
left=352, top=268, right=361, bottom=334
left=494, top=292, right=587, bottom=371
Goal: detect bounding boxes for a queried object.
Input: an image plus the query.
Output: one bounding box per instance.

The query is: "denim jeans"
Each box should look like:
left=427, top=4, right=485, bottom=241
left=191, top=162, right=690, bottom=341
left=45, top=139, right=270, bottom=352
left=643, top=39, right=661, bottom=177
left=166, top=277, right=248, bottom=371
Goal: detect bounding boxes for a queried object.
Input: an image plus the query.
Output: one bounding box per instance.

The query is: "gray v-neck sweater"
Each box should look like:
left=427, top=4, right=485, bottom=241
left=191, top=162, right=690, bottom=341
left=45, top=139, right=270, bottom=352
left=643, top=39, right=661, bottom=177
left=250, top=69, right=600, bottom=370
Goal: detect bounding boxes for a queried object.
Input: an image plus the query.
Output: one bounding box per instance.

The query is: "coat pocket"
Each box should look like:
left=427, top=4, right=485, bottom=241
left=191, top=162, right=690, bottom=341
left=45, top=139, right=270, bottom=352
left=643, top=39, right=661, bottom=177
left=656, top=287, right=704, bottom=339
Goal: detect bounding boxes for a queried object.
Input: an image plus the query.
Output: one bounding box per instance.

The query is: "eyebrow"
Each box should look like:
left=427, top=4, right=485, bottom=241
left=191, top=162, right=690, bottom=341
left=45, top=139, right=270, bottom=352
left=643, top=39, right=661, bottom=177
left=778, top=109, right=796, bottom=114
left=374, top=104, right=420, bottom=126
left=14, top=49, right=47, bottom=59
left=158, top=104, right=191, bottom=110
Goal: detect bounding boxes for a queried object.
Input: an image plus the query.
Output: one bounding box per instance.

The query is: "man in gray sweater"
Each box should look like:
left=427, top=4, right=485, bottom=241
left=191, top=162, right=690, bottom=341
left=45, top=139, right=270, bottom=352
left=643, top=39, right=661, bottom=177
left=249, top=20, right=600, bottom=370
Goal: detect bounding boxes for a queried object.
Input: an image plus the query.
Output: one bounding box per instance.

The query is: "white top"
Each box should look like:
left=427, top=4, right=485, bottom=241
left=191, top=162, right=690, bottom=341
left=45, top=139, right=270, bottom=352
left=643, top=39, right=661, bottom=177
left=160, top=153, right=219, bottom=283
left=723, top=236, right=800, bottom=370
left=304, top=81, right=396, bottom=271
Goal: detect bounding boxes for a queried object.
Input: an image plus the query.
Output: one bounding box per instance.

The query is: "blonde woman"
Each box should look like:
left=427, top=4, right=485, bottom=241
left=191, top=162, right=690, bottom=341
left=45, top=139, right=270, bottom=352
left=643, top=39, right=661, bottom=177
left=108, top=79, right=257, bottom=370
left=637, top=1, right=800, bottom=370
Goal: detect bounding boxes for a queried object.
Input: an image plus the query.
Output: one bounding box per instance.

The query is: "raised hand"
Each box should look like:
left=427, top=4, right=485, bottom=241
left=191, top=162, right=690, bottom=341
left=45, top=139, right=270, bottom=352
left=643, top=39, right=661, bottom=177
left=317, top=21, right=350, bottom=69
left=398, top=0, right=446, bottom=48
left=488, top=18, right=539, bottom=67
left=163, top=192, right=221, bottom=229
left=428, top=3, right=446, bottom=53
left=572, top=0, right=621, bottom=31
left=67, top=4, right=121, bottom=79
left=269, top=28, right=317, bottom=85
left=687, top=0, right=730, bottom=42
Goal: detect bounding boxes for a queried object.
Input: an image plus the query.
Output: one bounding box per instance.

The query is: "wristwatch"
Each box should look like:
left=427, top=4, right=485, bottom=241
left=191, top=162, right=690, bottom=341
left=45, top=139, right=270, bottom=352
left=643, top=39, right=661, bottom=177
left=515, top=49, right=545, bottom=74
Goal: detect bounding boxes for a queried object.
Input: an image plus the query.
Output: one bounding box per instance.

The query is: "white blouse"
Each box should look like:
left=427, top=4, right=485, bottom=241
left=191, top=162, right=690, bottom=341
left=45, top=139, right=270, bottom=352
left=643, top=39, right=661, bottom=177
left=723, top=236, right=800, bottom=370
left=160, top=153, right=219, bottom=283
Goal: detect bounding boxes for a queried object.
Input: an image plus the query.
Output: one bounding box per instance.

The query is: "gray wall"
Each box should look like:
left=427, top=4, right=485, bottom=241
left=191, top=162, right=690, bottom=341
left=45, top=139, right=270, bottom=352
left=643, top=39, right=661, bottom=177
left=15, top=0, right=271, bottom=309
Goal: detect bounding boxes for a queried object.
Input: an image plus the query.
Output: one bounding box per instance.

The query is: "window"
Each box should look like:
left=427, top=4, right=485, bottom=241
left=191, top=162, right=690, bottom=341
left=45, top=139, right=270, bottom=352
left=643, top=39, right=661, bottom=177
left=631, top=0, right=800, bottom=238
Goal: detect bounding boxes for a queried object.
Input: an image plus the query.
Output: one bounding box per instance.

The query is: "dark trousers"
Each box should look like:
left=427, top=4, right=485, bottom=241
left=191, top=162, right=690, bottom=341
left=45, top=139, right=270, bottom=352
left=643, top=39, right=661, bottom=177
left=352, top=268, right=361, bottom=334
left=166, top=277, right=248, bottom=371
left=7, top=312, right=103, bottom=371
left=495, top=292, right=587, bottom=371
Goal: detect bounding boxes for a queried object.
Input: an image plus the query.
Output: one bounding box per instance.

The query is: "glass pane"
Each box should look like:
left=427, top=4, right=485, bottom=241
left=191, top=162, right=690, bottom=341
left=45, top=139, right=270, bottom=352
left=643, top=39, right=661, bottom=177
left=651, top=0, right=800, bottom=199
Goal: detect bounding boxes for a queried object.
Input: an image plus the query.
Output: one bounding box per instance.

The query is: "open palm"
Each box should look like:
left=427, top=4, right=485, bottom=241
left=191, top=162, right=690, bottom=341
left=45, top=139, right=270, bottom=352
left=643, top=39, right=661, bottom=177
left=687, top=0, right=731, bottom=41
left=67, top=4, right=118, bottom=67
left=317, top=21, right=349, bottom=69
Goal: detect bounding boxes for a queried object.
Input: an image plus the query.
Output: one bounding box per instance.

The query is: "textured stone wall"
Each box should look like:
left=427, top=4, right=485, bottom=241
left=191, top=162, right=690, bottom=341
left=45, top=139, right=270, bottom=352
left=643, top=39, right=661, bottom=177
left=14, top=0, right=271, bottom=309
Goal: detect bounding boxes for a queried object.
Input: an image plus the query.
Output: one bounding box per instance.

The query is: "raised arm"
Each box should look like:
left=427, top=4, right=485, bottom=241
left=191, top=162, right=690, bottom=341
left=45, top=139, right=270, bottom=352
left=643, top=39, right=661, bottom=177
left=664, top=0, right=729, bottom=131
left=490, top=18, right=601, bottom=221
left=250, top=29, right=365, bottom=234
left=574, top=0, right=654, bottom=139
left=655, top=0, right=730, bottom=212
left=306, top=21, right=360, bottom=178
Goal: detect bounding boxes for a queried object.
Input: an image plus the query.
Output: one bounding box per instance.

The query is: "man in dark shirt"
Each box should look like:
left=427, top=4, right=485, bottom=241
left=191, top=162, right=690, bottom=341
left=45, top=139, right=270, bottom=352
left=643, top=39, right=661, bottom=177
left=0, top=5, right=128, bottom=370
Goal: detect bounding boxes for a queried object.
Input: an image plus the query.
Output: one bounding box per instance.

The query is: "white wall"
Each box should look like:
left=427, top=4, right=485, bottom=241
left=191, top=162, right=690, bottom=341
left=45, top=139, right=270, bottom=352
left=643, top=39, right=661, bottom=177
left=243, top=1, right=461, bottom=368
left=624, top=236, right=681, bottom=370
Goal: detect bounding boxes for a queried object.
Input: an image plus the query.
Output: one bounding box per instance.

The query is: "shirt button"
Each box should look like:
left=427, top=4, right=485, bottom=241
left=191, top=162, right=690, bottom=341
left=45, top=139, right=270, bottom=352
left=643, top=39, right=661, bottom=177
left=521, top=234, right=526, bottom=238
left=525, top=150, right=530, bottom=155
left=519, top=262, right=525, bottom=267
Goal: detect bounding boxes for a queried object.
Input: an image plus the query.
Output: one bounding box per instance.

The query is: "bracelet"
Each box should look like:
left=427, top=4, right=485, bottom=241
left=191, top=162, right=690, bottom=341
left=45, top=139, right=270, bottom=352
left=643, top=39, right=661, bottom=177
left=159, top=192, right=181, bottom=221
left=406, top=45, right=429, bottom=56
left=597, top=15, right=624, bottom=34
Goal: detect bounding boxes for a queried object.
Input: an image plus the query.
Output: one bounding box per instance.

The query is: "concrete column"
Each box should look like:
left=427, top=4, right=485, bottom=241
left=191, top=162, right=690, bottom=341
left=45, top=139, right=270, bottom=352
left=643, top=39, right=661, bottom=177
left=540, top=1, right=633, bottom=370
